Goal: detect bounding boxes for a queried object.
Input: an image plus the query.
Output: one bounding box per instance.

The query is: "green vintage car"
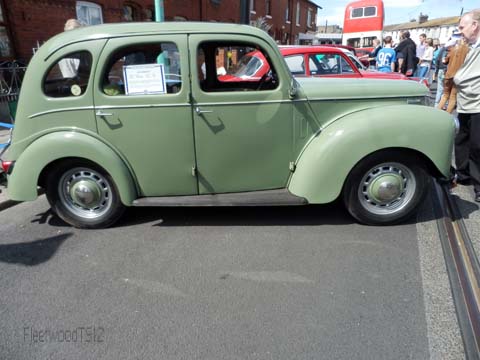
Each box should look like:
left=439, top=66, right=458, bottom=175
left=0, top=22, right=455, bottom=228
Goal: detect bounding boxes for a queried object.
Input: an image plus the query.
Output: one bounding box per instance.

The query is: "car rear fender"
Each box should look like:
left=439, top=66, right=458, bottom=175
left=7, top=131, right=137, bottom=204
left=288, top=105, right=455, bottom=203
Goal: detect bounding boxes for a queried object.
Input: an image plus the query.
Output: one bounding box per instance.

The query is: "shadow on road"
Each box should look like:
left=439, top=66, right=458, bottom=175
left=122, top=201, right=356, bottom=227
left=0, top=233, right=71, bottom=266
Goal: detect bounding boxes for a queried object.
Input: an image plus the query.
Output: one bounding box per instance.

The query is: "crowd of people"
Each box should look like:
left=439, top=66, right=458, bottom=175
left=362, top=10, right=479, bottom=201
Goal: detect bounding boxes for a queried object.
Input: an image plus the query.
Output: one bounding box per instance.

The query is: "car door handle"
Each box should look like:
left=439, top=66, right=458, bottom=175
left=96, top=110, right=113, bottom=117
left=195, top=106, right=213, bottom=115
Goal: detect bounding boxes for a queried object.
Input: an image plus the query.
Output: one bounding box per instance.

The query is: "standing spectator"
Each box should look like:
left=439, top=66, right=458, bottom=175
left=367, top=38, right=382, bottom=69
left=376, top=36, right=396, bottom=72
left=59, top=19, right=83, bottom=78
left=395, top=31, right=417, bottom=76
left=453, top=9, right=480, bottom=201
left=430, top=38, right=441, bottom=83
left=433, top=39, right=450, bottom=107
left=437, top=38, right=469, bottom=113
left=414, top=33, right=427, bottom=76
left=417, top=38, right=434, bottom=78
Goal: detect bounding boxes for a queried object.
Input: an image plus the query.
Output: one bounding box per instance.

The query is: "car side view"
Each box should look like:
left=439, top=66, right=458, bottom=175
left=0, top=22, right=455, bottom=228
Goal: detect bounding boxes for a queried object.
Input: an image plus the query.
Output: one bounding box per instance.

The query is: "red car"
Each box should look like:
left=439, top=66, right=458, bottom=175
left=279, top=45, right=428, bottom=86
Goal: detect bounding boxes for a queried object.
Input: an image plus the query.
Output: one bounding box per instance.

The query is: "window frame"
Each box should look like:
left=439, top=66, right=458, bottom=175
left=76, top=1, right=104, bottom=25
left=101, top=42, right=183, bottom=97
left=42, top=50, right=93, bottom=98
left=295, top=2, right=300, bottom=26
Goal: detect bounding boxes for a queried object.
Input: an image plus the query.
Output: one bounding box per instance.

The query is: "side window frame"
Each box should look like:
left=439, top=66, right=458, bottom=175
left=42, top=50, right=93, bottom=98
left=196, top=40, right=279, bottom=93
left=100, top=41, right=183, bottom=97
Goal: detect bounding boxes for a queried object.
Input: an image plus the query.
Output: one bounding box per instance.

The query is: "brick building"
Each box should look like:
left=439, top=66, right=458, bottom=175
left=0, top=0, right=319, bottom=63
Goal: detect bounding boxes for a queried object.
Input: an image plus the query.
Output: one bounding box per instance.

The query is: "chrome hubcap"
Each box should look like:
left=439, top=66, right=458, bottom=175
left=69, top=179, right=102, bottom=208
left=359, top=162, right=416, bottom=215
left=58, top=167, right=112, bottom=219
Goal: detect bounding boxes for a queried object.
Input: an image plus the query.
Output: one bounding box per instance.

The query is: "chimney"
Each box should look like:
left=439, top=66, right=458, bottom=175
left=418, top=13, right=429, bottom=24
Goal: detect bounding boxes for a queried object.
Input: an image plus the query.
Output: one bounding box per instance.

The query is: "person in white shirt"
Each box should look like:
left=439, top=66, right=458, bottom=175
left=417, top=38, right=434, bottom=78
left=453, top=9, right=480, bottom=202
left=59, top=19, right=82, bottom=78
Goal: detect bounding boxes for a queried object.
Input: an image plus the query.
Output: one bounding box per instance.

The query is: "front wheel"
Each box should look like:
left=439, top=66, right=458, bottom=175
left=343, top=151, right=429, bottom=225
left=46, top=160, right=125, bottom=229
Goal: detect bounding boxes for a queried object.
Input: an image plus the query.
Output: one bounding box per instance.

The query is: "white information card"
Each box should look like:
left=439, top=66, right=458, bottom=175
left=123, top=64, right=166, bottom=95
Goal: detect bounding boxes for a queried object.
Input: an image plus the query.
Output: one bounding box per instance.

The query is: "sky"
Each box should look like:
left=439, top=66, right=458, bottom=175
left=313, top=0, right=478, bottom=27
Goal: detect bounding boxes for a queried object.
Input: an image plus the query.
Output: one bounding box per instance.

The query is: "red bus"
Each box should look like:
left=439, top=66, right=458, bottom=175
left=342, top=0, right=384, bottom=50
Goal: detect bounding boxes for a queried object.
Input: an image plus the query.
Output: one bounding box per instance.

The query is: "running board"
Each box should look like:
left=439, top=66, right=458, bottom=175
left=132, top=189, right=307, bottom=207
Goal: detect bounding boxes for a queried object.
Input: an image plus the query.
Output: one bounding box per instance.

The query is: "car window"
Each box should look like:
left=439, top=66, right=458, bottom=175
left=102, top=42, right=181, bottom=96
left=347, top=53, right=365, bottom=70
left=198, top=42, right=278, bottom=92
left=309, top=53, right=354, bottom=75
left=284, top=55, right=305, bottom=76
left=43, top=51, right=92, bottom=98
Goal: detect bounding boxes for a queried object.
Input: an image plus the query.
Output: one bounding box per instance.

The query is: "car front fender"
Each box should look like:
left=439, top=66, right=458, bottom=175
left=7, top=131, right=137, bottom=205
left=288, top=105, right=455, bottom=204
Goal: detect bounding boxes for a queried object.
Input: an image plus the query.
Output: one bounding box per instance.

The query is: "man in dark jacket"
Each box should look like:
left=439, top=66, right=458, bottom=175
left=395, top=31, right=417, bottom=76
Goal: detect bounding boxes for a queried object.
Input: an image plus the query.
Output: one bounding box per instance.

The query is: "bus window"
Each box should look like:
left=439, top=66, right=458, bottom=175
left=364, top=6, right=376, bottom=17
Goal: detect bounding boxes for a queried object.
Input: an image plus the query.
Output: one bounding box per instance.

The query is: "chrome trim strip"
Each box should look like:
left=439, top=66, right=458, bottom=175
left=195, top=99, right=293, bottom=106
left=307, top=95, right=424, bottom=101
left=95, top=103, right=191, bottom=110
left=29, top=106, right=95, bottom=119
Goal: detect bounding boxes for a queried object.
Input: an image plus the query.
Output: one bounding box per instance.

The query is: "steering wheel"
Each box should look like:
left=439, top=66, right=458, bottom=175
left=330, top=64, right=339, bottom=73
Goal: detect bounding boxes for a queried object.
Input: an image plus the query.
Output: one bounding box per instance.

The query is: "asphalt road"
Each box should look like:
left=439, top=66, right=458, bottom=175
left=0, top=194, right=463, bottom=359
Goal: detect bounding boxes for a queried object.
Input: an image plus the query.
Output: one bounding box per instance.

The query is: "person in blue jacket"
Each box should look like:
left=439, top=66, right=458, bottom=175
left=376, top=36, right=396, bottom=72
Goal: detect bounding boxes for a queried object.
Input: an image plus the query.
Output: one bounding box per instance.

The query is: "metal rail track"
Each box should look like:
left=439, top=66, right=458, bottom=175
left=433, top=181, right=480, bottom=359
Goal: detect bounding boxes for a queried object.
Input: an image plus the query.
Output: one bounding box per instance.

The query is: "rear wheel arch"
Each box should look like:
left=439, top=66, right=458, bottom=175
left=7, top=131, right=138, bottom=205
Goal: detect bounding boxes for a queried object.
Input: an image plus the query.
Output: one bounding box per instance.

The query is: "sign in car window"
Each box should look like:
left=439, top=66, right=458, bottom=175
left=123, top=64, right=166, bottom=95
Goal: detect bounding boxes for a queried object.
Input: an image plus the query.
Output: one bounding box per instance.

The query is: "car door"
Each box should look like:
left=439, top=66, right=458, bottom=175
left=94, top=35, right=198, bottom=197
left=188, top=35, right=294, bottom=194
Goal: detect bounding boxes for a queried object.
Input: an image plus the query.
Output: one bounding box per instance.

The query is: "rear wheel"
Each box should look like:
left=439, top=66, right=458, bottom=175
left=343, top=151, right=429, bottom=225
left=45, top=160, right=125, bottom=229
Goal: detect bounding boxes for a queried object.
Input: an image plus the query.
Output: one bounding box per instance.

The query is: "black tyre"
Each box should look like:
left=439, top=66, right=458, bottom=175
left=343, top=151, right=429, bottom=225
left=45, top=160, right=125, bottom=229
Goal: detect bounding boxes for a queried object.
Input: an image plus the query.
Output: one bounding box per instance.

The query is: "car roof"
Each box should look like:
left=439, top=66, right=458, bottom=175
left=279, top=45, right=350, bottom=56
left=41, top=22, right=273, bottom=60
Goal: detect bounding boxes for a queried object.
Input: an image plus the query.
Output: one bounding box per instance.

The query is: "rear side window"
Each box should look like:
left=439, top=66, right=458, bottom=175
left=102, top=42, right=181, bottom=96
left=43, top=51, right=92, bottom=98
left=285, top=55, right=305, bottom=76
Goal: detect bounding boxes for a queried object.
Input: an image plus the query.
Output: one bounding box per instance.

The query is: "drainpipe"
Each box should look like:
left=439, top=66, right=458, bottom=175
left=154, top=0, right=164, bottom=22
left=155, top=0, right=166, bottom=69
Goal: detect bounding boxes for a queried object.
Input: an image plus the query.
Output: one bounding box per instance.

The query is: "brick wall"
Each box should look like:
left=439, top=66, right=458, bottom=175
left=1, top=0, right=317, bottom=62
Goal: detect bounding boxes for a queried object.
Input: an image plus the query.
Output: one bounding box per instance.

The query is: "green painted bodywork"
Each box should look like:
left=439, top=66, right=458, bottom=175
left=7, top=130, right=137, bottom=204
left=3, top=22, right=455, bottom=205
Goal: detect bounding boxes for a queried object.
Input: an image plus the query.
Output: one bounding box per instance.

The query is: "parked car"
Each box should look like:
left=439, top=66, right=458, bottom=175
left=279, top=45, right=428, bottom=86
left=0, top=22, right=454, bottom=228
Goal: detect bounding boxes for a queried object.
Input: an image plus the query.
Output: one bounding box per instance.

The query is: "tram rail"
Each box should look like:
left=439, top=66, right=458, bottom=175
left=433, top=181, right=480, bottom=359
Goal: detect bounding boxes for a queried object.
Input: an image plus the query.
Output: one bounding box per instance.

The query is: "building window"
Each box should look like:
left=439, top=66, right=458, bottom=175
left=144, top=8, right=154, bottom=21
left=295, top=2, right=300, bottom=26
left=285, top=0, right=291, bottom=22
left=307, top=8, right=313, bottom=28
left=76, top=1, right=103, bottom=25
left=123, top=5, right=135, bottom=21
left=250, top=0, right=256, bottom=12
left=265, top=0, right=271, bottom=16
left=0, top=2, right=13, bottom=58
